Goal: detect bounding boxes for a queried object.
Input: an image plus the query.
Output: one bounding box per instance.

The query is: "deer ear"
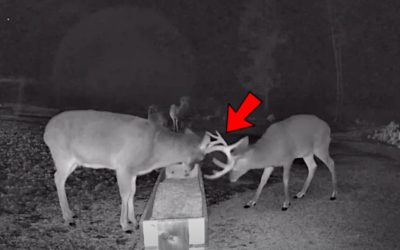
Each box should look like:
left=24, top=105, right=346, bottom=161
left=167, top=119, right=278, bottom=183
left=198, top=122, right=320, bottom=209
left=184, top=128, right=195, bottom=135
left=199, top=132, right=211, bottom=151
left=232, top=136, right=249, bottom=155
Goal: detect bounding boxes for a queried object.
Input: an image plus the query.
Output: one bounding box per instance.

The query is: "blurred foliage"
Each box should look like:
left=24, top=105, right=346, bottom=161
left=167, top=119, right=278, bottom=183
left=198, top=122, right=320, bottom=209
left=1, top=0, right=400, bottom=114
left=237, top=0, right=286, bottom=109
left=368, top=121, right=400, bottom=148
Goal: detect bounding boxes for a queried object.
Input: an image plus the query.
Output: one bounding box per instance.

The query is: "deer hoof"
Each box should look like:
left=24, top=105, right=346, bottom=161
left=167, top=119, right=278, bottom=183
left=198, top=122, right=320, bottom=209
left=282, top=202, right=291, bottom=211
left=128, top=220, right=139, bottom=230
left=68, top=221, right=76, bottom=227
left=330, top=196, right=336, bottom=201
left=295, top=192, right=305, bottom=199
left=244, top=201, right=256, bottom=208
left=72, top=214, right=78, bottom=219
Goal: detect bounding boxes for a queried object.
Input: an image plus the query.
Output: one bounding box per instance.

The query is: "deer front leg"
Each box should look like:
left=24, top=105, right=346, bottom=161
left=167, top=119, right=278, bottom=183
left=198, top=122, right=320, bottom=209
left=282, top=164, right=292, bottom=211
left=244, top=167, right=274, bottom=208
left=117, top=169, right=135, bottom=233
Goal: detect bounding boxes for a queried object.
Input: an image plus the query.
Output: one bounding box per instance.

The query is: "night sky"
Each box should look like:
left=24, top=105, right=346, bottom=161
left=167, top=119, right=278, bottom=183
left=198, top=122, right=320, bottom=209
left=1, top=0, right=400, bottom=120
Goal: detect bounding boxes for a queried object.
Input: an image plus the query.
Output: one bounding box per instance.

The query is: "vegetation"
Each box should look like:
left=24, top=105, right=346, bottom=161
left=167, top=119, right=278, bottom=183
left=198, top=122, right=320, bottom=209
left=369, top=121, right=400, bottom=148
left=1, top=0, right=400, bottom=120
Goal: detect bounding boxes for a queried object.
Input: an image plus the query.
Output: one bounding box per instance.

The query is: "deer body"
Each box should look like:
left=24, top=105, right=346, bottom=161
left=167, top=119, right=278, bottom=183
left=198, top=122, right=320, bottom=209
left=169, top=104, right=179, bottom=131
left=205, top=114, right=336, bottom=210
left=44, top=110, right=209, bottom=232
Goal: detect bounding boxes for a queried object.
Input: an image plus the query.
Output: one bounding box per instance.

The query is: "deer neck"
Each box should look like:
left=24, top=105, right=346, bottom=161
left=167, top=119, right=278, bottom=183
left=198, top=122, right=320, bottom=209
left=246, top=145, right=283, bottom=168
left=146, top=130, right=189, bottom=169
left=240, top=148, right=264, bottom=169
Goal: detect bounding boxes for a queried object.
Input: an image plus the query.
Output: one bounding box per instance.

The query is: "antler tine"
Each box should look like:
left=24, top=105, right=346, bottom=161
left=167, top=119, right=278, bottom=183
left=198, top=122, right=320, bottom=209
left=203, top=130, right=237, bottom=179
left=214, top=131, right=228, bottom=146
left=205, top=144, right=228, bottom=154
left=203, top=157, right=235, bottom=179
left=206, top=131, right=214, bottom=137
left=212, top=158, right=227, bottom=169
left=206, top=131, right=221, bottom=140
left=204, top=131, right=229, bottom=150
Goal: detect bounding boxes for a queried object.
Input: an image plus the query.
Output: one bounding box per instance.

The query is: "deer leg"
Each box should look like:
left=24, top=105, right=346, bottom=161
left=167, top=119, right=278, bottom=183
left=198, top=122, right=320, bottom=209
left=244, top=167, right=274, bottom=208
left=127, top=176, right=138, bottom=228
left=282, top=164, right=292, bottom=210
left=326, top=157, right=337, bottom=200
left=295, top=155, right=317, bottom=199
left=175, top=119, right=180, bottom=132
left=172, top=118, right=177, bottom=132
left=116, top=169, right=134, bottom=233
left=53, top=157, right=78, bottom=226
left=316, top=149, right=337, bottom=200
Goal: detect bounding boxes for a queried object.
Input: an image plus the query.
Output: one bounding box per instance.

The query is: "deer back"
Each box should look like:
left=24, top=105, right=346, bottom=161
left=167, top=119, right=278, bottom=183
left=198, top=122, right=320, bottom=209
left=44, top=110, right=207, bottom=175
left=252, top=114, right=331, bottom=165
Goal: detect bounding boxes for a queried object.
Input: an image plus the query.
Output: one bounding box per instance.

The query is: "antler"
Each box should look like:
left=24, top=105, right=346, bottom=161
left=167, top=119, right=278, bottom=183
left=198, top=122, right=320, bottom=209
left=204, top=131, right=238, bottom=179
left=205, top=131, right=228, bottom=148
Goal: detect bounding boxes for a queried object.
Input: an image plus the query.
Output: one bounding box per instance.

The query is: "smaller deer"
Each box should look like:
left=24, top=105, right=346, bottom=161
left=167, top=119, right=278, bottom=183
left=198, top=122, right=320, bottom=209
left=169, top=96, right=190, bottom=132
left=148, top=104, right=168, bottom=128
left=204, top=114, right=337, bottom=210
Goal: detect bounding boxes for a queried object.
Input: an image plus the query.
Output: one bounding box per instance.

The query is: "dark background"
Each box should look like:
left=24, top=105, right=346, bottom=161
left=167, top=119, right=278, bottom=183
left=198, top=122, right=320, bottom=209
left=1, top=0, right=399, bottom=122
left=1, top=2, right=400, bottom=249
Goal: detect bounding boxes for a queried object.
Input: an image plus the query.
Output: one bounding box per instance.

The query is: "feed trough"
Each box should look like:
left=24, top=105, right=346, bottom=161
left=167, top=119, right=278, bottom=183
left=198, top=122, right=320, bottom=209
left=140, top=165, right=208, bottom=250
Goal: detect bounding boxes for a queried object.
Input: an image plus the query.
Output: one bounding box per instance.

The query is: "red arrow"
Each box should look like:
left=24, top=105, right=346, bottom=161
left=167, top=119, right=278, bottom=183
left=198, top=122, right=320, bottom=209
left=226, top=92, right=262, bottom=133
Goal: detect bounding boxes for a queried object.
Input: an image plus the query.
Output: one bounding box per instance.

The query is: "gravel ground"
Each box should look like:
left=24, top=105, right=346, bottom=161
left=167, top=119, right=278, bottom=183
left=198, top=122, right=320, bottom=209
left=207, top=141, right=400, bottom=250
left=0, top=120, right=399, bottom=249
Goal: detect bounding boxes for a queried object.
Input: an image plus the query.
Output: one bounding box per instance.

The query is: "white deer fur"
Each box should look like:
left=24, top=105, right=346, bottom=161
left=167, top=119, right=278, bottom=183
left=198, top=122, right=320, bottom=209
left=205, top=114, right=337, bottom=210
left=44, top=110, right=210, bottom=232
left=169, top=96, right=190, bottom=132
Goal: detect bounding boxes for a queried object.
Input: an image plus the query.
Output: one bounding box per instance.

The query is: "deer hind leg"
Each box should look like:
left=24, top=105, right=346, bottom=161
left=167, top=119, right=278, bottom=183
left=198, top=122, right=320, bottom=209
left=245, top=167, right=274, bottom=208
left=282, top=163, right=292, bottom=210
left=295, top=155, right=317, bottom=199
left=127, top=176, right=138, bottom=228
left=53, top=154, right=78, bottom=226
left=315, top=147, right=337, bottom=200
left=116, top=169, right=135, bottom=233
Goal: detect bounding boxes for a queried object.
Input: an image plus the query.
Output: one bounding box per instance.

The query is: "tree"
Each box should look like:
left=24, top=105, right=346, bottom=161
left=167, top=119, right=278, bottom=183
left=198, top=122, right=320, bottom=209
left=237, top=0, right=286, bottom=112
left=326, top=0, right=346, bottom=121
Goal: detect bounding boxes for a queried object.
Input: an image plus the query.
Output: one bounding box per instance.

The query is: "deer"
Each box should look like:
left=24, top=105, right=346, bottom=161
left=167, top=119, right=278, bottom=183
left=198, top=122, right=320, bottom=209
left=147, top=104, right=168, bottom=128
left=203, top=114, right=337, bottom=211
left=43, top=110, right=211, bottom=233
left=169, top=96, right=190, bottom=132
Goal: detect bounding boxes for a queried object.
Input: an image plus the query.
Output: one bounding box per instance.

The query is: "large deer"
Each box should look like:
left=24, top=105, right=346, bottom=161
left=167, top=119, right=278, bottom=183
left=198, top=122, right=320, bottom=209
left=169, top=96, right=190, bottom=132
left=43, top=110, right=210, bottom=232
left=204, top=114, right=337, bottom=210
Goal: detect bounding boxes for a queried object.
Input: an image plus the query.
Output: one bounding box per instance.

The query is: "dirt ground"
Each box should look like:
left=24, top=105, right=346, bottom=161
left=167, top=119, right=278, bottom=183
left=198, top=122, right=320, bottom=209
left=0, top=120, right=399, bottom=249
left=207, top=140, right=400, bottom=250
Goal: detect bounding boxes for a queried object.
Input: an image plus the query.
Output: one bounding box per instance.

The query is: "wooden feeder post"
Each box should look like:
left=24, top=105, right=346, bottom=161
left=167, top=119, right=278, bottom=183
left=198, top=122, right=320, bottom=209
left=140, top=165, right=208, bottom=250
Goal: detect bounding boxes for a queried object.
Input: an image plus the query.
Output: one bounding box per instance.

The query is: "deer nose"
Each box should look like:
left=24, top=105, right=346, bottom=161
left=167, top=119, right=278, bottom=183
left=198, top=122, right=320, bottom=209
left=229, top=174, right=239, bottom=183
left=187, top=162, right=196, bottom=171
